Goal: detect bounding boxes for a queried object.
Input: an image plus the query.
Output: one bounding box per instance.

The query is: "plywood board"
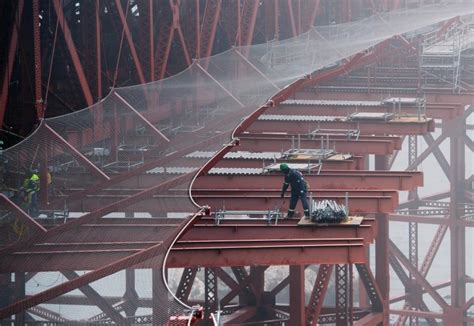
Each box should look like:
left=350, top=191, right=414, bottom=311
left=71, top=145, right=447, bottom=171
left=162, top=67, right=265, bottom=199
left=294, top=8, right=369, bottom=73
left=297, top=215, right=363, bottom=226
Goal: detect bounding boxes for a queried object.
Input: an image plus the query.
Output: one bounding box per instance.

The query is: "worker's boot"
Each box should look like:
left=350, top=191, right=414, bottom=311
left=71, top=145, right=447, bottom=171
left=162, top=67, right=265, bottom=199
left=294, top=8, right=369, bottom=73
left=304, top=209, right=310, bottom=219
left=285, top=209, right=295, bottom=219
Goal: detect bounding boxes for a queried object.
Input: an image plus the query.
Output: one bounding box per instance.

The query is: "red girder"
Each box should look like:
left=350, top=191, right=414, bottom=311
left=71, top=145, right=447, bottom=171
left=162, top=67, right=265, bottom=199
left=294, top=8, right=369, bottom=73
left=301, top=0, right=320, bottom=32
left=114, top=0, right=145, bottom=84
left=0, top=0, right=24, bottom=126
left=199, top=0, right=221, bottom=64
left=306, top=264, right=333, bottom=325
left=52, top=0, right=93, bottom=106
left=194, top=171, right=423, bottom=191
left=248, top=117, right=435, bottom=136
left=33, top=0, right=43, bottom=119
left=237, top=134, right=399, bottom=155
left=277, top=102, right=464, bottom=120
left=305, top=90, right=474, bottom=107
left=238, top=0, right=259, bottom=56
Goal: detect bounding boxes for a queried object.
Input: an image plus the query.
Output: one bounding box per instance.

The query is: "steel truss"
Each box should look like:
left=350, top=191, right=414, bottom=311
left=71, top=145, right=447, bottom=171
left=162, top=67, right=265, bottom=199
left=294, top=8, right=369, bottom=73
left=0, top=1, right=473, bottom=325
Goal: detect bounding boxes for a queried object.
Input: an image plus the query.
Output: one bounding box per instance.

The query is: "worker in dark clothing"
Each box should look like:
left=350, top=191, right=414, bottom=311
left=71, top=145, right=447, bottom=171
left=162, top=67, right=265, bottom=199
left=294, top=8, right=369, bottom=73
left=280, top=163, right=310, bottom=218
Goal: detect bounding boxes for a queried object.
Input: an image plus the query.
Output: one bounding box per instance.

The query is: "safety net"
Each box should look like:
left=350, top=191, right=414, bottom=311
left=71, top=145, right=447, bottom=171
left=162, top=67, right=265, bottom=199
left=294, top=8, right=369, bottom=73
left=0, top=2, right=473, bottom=324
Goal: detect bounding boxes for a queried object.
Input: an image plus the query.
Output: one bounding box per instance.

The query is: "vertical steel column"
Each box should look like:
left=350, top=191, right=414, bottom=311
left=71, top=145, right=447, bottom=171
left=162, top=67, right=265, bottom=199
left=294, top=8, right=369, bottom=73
left=149, top=0, right=154, bottom=81
left=176, top=268, right=198, bottom=303
left=289, top=265, right=305, bottom=326
left=96, top=1, right=102, bottom=99
left=306, top=264, right=333, bottom=326
left=250, top=266, right=265, bottom=306
left=448, top=115, right=466, bottom=324
left=408, top=135, right=419, bottom=326
left=153, top=268, right=168, bottom=325
left=33, top=0, right=43, bottom=120
left=231, top=267, right=254, bottom=305
left=375, top=154, right=389, bottom=326
left=124, top=269, right=138, bottom=317
left=335, top=264, right=349, bottom=326
left=0, top=1, right=24, bottom=127
left=52, top=0, right=93, bottom=106
left=204, top=268, right=217, bottom=323
left=14, top=273, right=25, bottom=326
left=274, top=0, right=280, bottom=40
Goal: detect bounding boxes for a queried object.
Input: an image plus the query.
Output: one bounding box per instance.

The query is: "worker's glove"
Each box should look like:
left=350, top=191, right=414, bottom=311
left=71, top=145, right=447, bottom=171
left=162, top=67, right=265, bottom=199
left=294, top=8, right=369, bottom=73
left=280, top=193, right=284, bottom=198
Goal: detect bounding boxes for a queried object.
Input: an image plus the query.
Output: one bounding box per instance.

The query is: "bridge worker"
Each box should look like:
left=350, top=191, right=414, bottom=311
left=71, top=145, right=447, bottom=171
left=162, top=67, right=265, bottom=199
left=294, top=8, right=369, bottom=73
left=280, top=163, right=310, bottom=219
left=26, top=172, right=40, bottom=217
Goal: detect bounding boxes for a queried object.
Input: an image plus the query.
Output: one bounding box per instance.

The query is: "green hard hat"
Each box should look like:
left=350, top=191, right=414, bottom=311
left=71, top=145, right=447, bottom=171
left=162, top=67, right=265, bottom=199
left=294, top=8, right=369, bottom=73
left=279, top=163, right=289, bottom=171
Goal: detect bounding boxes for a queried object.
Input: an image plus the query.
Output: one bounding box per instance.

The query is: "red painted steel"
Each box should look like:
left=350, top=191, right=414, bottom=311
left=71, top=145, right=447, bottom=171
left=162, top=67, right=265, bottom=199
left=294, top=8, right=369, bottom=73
left=114, top=0, right=145, bottom=84
left=248, top=117, right=435, bottom=135
left=194, top=171, right=423, bottom=191
left=0, top=0, right=24, bottom=126
left=33, top=0, right=43, bottom=120
left=52, top=0, right=93, bottom=106
left=237, top=135, right=399, bottom=155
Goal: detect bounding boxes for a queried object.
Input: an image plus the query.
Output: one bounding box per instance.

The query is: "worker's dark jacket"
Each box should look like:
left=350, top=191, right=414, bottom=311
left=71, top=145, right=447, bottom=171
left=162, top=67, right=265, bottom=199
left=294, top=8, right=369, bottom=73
left=281, top=169, right=307, bottom=196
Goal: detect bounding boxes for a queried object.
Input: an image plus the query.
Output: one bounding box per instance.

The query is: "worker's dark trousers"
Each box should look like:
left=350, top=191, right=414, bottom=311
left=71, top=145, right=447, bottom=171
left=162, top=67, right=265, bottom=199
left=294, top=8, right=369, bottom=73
left=288, top=191, right=310, bottom=217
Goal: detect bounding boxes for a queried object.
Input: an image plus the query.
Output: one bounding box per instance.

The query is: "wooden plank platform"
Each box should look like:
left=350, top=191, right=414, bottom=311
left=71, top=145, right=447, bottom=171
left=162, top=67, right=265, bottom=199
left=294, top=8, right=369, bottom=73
left=297, top=216, right=364, bottom=227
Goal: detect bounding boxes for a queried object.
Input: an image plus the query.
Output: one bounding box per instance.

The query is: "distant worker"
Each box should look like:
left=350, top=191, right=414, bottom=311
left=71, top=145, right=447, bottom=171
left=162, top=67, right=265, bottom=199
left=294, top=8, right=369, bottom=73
left=25, top=170, right=40, bottom=217
left=280, top=163, right=310, bottom=219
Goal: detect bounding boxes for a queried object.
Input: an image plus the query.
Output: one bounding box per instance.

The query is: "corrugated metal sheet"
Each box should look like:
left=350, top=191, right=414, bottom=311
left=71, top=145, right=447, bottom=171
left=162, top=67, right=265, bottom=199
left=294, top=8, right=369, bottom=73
left=186, top=151, right=282, bottom=160
left=208, top=168, right=264, bottom=175
left=146, top=167, right=198, bottom=174
left=282, top=99, right=382, bottom=106
left=259, top=114, right=342, bottom=122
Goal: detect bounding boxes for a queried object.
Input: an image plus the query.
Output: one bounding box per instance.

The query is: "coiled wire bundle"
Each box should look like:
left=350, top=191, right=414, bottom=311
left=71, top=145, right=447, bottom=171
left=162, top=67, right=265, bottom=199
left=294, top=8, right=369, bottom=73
left=310, top=199, right=348, bottom=223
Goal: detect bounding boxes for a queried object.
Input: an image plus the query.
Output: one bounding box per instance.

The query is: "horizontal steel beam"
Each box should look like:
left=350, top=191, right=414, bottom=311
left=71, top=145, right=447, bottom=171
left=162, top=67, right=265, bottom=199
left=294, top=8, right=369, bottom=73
left=193, top=193, right=397, bottom=214
left=194, top=171, right=423, bottom=191
left=64, top=191, right=394, bottom=217
left=167, top=242, right=367, bottom=267
left=298, top=90, right=474, bottom=107
left=184, top=218, right=376, bottom=243
left=2, top=240, right=368, bottom=272
left=237, top=135, right=398, bottom=155
left=211, top=156, right=362, bottom=170
left=248, top=118, right=435, bottom=136
left=276, top=103, right=463, bottom=120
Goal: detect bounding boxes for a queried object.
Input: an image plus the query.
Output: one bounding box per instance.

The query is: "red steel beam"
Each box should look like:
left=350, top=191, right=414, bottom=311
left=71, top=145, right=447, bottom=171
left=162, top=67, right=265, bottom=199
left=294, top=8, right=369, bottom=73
left=237, top=135, right=398, bottom=155
left=33, top=0, right=43, bottom=119
left=167, top=242, right=366, bottom=268
left=2, top=241, right=366, bottom=272
left=210, top=156, right=361, bottom=170
left=389, top=241, right=449, bottom=310
left=0, top=0, right=24, bottom=126
left=114, top=0, right=145, bottom=84
left=61, top=271, right=125, bottom=324
left=199, top=0, right=221, bottom=65
left=193, top=193, right=397, bottom=214
left=69, top=191, right=396, bottom=215
left=194, top=171, right=423, bottom=191
left=0, top=207, right=197, bottom=320
left=240, top=132, right=402, bottom=148
left=247, top=117, right=435, bottom=136
left=239, top=0, right=259, bottom=57
left=277, top=102, right=464, bottom=120
left=301, top=0, right=320, bottom=32
left=303, top=90, right=474, bottom=107
left=286, top=0, right=298, bottom=37
left=52, top=0, right=93, bottom=106
left=44, top=123, right=110, bottom=181
left=36, top=216, right=374, bottom=245
left=0, top=194, right=47, bottom=235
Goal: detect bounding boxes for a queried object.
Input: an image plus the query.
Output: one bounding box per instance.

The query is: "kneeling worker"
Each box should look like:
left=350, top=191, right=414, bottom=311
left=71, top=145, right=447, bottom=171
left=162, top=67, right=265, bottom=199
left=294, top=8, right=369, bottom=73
left=280, top=163, right=310, bottom=218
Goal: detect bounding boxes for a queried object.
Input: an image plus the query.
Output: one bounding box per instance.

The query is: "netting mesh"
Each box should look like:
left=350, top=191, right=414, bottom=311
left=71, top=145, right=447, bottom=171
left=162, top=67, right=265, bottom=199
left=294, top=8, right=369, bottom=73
left=0, top=2, right=473, bottom=324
